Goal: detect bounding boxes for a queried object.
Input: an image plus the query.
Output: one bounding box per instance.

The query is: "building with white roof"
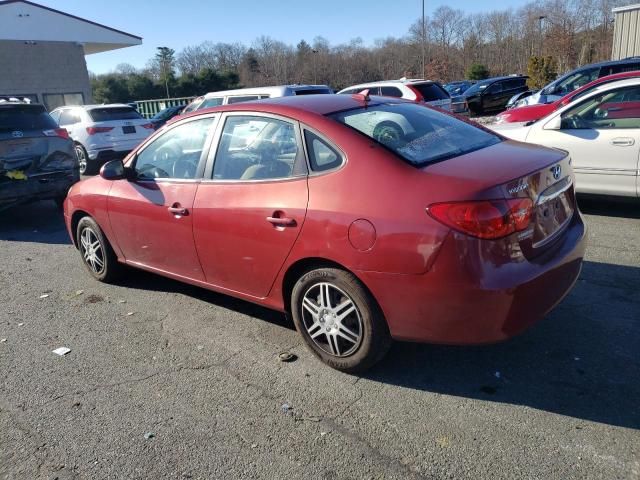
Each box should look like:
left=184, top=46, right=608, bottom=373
left=0, top=0, right=141, bottom=110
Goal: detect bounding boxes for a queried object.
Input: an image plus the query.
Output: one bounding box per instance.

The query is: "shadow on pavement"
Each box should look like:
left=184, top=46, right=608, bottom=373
left=578, top=195, right=640, bottom=219
left=364, top=260, right=640, bottom=430
left=0, top=200, right=70, bottom=245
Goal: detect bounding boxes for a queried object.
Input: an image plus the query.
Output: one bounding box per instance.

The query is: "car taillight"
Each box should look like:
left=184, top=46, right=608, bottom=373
left=142, top=123, right=154, bottom=130
left=427, top=198, right=533, bottom=240
left=86, top=126, right=114, bottom=135
left=43, top=128, right=70, bottom=139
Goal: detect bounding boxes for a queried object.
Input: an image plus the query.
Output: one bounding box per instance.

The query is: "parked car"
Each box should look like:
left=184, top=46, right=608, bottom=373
left=496, top=71, right=640, bottom=124
left=443, top=80, right=475, bottom=96
left=149, top=105, right=185, bottom=130
left=1, top=98, right=78, bottom=210
left=492, top=78, right=640, bottom=197
left=514, top=56, right=640, bottom=108
left=192, top=85, right=333, bottom=111
left=64, top=94, right=586, bottom=372
left=182, top=96, right=205, bottom=115
left=338, top=79, right=452, bottom=111
left=453, top=75, right=529, bottom=116
left=50, top=104, right=155, bottom=175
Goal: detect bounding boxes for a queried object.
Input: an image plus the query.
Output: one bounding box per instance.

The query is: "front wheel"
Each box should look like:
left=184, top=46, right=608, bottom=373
left=76, top=216, right=121, bottom=282
left=291, top=268, right=391, bottom=373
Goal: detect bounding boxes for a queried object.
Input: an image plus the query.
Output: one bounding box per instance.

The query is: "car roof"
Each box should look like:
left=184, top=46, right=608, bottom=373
left=203, top=85, right=331, bottom=98
left=587, top=77, right=640, bottom=93
left=574, top=56, right=640, bottom=70
left=54, top=103, right=134, bottom=111
left=338, top=79, right=437, bottom=91
left=477, top=75, right=528, bottom=84
left=176, top=94, right=408, bottom=123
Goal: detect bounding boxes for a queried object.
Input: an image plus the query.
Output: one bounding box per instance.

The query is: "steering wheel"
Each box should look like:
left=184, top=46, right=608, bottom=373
left=172, top=157, right=196, bottom=178
left=564, top=115, right=590, bottom=130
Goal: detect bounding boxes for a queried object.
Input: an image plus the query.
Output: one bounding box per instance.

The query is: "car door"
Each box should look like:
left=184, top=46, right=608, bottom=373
left=192, top=113, right=309, bottom=298
left=107, top=115, right=218, bottom=279
left=528, top=85, right=640, bottom=197
left=482, top=82, right=503, bottom=111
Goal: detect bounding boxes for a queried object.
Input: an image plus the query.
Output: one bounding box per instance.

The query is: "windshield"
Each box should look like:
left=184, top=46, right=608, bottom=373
left=462, top=81, right=490, bottom=96
left=329, top=103, right=501, bottom=166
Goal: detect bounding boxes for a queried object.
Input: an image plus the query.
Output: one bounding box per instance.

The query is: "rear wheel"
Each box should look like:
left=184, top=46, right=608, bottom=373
left=291, top=268, right=391, bottom=373
left=76, top=216, right=121, bottom=282
left=75, top=144, right=93, bottom=175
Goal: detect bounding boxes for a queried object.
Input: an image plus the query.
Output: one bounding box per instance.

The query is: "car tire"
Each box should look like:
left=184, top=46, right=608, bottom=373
left=76, top=216, right=121, bottom=283
left=290, top=268, right=391, bottom=373
left=75, top=143, right=93, bottom=175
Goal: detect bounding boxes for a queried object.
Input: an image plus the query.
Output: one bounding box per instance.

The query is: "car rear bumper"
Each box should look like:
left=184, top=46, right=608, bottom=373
left=357, top=212, right=587, bottom=344
left=0, top=170, right=79, bottom=211
left=87, top=138, right=145, bottom=160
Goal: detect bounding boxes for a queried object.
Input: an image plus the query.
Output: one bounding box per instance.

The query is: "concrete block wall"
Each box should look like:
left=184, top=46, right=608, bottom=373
left=0, top=40, right=92, bottom=107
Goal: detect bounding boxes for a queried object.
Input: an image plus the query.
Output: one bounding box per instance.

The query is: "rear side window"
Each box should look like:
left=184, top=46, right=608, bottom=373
left=330, top=103, right=501, bottom=167
left=227, top=95, right=262, bottom=104
left=304, top=131, right=343, bottom=172
left=89, top=107, right=142, bottom=122
left=294, top=88, right=332, bottom=95
left=0, top=105, right=57, bottom=131
left=380, top=86, right=403, bottom=98
left=58, top=110, right=81, bottom=126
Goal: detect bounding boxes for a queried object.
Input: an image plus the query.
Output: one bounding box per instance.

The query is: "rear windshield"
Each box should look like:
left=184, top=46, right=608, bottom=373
left=0, top=105, right=57, bottom=132
left=329, top=102, right=501, bottom=166
left=412, top=83, right=449, bottom=101
left=294, top=88, right=332, bottom=95
left=89, top=107, right=142, bottom=122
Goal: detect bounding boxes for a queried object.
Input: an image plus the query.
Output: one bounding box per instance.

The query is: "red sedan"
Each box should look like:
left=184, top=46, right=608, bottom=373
left=64, top=94, right=587, bottom=372
left=496, top=70, right=640, bottom=124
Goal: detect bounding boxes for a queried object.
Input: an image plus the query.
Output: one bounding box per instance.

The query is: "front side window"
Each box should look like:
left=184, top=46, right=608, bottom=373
left=213, top=115, right=300, bottom=180
left=134, top=117, right=215, bottom=179
left=200, top=97, right=223, bottom=109
left=486, top=82, right=503, bottom=94
left=330, top=102, right=501, bottom=166
left=561, top=86, right=640, bottom=130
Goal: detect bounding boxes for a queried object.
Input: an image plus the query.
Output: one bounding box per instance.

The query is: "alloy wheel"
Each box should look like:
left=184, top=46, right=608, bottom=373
left=301, top=282, right=363, bottom=357
left=79, top=227, right=105, bottom=274
left=75, top=145, right=87, bottom=175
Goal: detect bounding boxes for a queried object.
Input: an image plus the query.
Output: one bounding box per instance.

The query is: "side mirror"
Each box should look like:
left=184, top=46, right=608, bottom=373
left=100, top=159, right=126, bottom=180
left=544, top=115, right=562, bottom=131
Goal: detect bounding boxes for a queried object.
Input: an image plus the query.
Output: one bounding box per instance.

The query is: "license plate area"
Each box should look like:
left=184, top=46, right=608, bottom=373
left=532, top=177, right=574, bottom=248
left=122, top=126, right=136, bottom=134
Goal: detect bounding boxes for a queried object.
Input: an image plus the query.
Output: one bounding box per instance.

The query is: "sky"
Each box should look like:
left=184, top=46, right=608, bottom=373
left=34, top=0, right=534, bottom=74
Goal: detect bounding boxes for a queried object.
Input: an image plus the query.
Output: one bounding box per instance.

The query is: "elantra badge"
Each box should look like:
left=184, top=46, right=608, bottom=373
left=508, top=183, right=528, bottom=195
left=551, top=164, right=562, bottom=180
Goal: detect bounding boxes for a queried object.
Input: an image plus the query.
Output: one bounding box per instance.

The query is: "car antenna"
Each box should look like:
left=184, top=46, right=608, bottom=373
left=351, top=89, right=371, bottom=107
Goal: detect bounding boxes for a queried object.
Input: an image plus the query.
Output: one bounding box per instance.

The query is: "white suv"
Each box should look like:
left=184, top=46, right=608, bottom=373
left=338, top=79, right=452, bottom=110
left=50, top=104, right=154, bottom=174
left=184, top=84, right=333, bottom=112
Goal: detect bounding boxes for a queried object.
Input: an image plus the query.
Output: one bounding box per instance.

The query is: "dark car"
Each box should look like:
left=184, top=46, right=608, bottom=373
left=150, top=105, right=185, bottom=130
left=1, top=99, right=78, bottom=211
left=453, top=76, right=529, bottom=116
left=64, top=94, right=585, bottom=372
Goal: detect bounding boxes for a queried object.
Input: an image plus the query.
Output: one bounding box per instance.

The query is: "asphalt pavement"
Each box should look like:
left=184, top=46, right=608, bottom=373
left=0, top=197, right=638, bottom=480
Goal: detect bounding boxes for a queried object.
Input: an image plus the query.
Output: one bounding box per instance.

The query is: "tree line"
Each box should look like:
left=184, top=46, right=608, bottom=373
left=91, top=0, right=632, bottom=103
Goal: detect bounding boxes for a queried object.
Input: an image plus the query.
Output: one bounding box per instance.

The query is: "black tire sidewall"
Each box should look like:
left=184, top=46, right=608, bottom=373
left=291, top=268, right=390, bottom=373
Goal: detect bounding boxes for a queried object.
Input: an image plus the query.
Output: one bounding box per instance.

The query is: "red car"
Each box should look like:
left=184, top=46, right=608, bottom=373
left=496, top=70, right=640, bottom=124
left=64, top=94, right=587, bottom=372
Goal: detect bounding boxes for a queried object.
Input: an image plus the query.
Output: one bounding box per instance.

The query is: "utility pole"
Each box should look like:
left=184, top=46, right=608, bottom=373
left=538, top=16, right=546, bottom=57
left=422, top=0, right=426, bottom=77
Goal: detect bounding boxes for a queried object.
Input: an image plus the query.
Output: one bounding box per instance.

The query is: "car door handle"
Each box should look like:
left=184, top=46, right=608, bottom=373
left=610, top=137, right=635, bottom=146
left=266, top=214, right=296, bottom=227
left=168, top=204, right=188, bottom=216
